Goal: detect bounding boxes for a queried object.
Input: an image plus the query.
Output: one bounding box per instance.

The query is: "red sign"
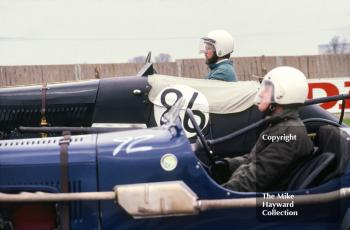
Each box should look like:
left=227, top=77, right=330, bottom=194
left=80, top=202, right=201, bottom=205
left=307, top=78, right=350, bottom=112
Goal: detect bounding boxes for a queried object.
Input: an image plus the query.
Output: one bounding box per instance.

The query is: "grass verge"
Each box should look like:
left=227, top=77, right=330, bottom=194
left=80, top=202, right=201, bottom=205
left=344, top=119, right=350, bottom=126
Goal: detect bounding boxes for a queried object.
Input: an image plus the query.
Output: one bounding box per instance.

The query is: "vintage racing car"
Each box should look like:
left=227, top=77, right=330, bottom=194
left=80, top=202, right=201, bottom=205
left=0, top=62, right=345, bottom=158
left=0, top=91, right=350, bottom=229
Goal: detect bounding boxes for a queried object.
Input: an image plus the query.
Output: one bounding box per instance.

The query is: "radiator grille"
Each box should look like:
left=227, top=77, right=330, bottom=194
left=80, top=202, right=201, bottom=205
left=2, top=180, right=83, bottom=221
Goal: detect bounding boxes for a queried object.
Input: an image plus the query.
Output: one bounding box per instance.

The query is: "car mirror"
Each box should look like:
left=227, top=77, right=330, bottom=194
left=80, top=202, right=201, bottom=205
left=161, top=97, right=185, bottom=125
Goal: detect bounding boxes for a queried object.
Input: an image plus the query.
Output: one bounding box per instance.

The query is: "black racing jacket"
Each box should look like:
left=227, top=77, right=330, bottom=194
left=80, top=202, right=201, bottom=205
left=223, top=109, right=314, bottom=192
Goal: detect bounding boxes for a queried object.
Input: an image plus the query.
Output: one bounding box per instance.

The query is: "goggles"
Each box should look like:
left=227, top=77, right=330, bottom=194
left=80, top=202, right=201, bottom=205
left=199, top=40, right=216, bottom=54
left=253, top=80, right=275, bottom=105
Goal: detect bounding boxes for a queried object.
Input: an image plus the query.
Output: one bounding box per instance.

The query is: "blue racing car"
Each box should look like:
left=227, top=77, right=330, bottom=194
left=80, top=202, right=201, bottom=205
left=0, top=91, right=350, bottom=229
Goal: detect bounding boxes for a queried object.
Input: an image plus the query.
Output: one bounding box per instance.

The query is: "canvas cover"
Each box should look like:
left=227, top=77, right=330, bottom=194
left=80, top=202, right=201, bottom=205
left=148, top=74, right=260, bottom=114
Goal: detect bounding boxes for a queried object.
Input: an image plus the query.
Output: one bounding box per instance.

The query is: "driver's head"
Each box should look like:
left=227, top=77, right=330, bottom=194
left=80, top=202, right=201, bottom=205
left=199, top=30, right=234, bottom=65
left=254, top=66, right=308, bottom=114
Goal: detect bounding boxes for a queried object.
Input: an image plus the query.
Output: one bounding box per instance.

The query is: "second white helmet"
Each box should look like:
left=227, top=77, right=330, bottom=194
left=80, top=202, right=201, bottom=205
left=254, top=66, right=309, bottom=105
left=200, top=30, right=234, bottom=57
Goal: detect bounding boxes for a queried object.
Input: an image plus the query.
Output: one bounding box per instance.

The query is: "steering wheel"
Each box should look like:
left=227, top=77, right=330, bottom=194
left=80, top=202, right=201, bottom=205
left=302, top=118, right=342, bottom=127
left=185, top=109, right=214, bottom=164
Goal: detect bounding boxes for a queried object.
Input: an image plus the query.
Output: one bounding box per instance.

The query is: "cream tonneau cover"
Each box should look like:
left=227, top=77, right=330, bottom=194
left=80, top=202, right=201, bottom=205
left=148, top=74, right=260, bottom=114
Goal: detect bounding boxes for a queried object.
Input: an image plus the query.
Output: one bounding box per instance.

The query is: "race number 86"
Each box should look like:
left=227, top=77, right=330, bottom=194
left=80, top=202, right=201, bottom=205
left=153, top=85, right=209, bottom=138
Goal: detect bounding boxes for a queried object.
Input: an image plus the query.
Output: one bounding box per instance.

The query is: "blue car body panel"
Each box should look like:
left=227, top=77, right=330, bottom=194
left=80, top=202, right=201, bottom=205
left=0, top=135, right=100, bottom=229
left=0, top=123, right=350, bottom=229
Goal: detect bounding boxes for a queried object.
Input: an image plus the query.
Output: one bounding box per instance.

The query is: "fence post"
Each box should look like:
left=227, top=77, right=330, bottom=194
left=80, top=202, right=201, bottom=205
left=176, top=60, right=183, bottom=77
left=0, top=67, right=3, bottom=86
left=276, top=56, right=283, bottom=66
left=74, top=64, right=82, bottom=81
left=261, top=55, right=267, bottom=77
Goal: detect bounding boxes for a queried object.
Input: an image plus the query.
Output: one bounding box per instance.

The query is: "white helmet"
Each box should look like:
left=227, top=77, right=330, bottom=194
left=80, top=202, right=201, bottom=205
left=200, top=30, right=234, bottom=57
left=254, top=66, right=308, bottom=105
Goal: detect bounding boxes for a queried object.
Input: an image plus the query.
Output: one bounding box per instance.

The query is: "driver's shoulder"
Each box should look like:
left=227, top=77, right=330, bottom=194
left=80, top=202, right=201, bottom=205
left=269, top=118, right=305, bottom=132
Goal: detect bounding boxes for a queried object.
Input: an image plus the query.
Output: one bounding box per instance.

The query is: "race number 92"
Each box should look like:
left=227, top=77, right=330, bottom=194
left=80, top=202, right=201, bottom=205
left=153, top=85, right=209, bottom=138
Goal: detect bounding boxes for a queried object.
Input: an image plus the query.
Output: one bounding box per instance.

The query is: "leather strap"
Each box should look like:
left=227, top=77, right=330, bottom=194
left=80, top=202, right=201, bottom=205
left=41, top=83, right=47, bottom=117
left=59, top=131, right=71, bottom=230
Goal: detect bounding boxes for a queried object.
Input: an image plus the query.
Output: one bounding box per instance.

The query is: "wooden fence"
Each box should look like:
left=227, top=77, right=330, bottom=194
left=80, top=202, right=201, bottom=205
left=0, top=54, right=349, bottom=87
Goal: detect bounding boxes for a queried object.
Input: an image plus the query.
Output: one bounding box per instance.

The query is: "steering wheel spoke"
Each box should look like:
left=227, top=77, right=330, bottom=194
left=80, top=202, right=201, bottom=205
left=186, top=109, right=214, bottom=165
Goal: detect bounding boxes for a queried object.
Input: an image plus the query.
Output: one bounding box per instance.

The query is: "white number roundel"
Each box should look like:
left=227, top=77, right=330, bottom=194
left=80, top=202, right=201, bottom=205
left=153, top=85, right=209, bottom=138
